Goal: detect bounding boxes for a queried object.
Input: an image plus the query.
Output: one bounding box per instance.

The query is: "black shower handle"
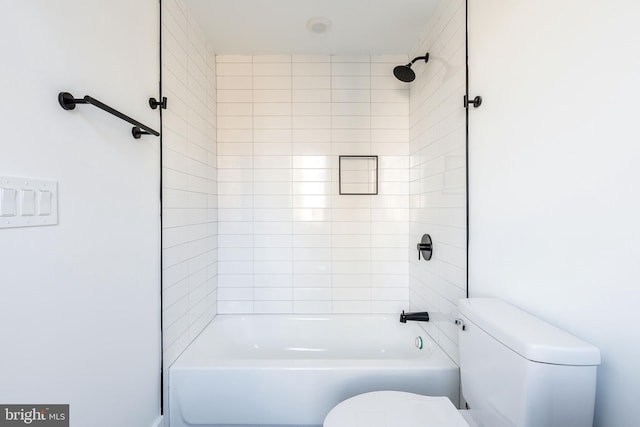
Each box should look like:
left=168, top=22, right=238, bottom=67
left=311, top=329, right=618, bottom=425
left=417, top=234, right=433, bottom=261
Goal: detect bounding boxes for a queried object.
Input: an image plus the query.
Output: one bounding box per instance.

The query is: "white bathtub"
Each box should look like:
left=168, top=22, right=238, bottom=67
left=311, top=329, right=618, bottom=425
left=169, top=315, right=459, bottom=427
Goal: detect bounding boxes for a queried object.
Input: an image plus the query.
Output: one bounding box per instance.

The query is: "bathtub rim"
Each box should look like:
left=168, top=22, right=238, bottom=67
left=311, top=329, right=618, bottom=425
left=170, top=313, right=458, bottom=369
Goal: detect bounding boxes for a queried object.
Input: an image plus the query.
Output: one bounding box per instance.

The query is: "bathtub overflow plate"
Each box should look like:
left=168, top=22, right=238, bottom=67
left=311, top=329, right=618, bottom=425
left=415, top=336, right=423, bottom=350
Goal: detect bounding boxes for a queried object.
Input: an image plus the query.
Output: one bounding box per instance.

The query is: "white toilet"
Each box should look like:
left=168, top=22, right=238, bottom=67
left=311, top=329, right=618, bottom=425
left=324, top=298, right=601, bottom=427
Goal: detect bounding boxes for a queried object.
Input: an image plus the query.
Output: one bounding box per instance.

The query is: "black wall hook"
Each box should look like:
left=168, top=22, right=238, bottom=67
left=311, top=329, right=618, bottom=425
left=464, top=95, right=483, bottom=108
left=149, top=97, right=167, bottom=110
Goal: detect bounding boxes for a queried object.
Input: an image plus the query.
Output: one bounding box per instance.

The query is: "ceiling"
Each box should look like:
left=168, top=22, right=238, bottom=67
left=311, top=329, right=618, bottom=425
left=183, top=0, right=441, bottom=55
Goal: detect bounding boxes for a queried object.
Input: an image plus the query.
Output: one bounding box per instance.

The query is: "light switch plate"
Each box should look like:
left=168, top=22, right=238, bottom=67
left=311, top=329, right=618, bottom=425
left=0, top=176, right=58, bottom=228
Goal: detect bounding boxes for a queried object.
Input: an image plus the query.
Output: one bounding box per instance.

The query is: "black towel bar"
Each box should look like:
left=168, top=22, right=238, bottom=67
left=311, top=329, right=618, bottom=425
left=58, top=92, right=160, bottom=139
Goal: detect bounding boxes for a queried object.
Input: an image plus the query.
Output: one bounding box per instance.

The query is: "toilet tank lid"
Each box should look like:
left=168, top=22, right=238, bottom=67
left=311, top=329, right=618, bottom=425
left=458, top=298, right=601, bottom=366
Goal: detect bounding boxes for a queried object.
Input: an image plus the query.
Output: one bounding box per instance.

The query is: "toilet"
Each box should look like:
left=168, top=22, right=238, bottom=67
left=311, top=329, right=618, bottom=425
left=324, top=298, right=601, bottom=427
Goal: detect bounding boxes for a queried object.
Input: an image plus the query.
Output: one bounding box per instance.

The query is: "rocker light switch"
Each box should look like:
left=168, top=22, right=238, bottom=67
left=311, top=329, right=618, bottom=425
left=21, top=190, right=36, bottom=216
left=0, top=188, right=17, bottom=217
left=38, top=191, right=52, bottom=216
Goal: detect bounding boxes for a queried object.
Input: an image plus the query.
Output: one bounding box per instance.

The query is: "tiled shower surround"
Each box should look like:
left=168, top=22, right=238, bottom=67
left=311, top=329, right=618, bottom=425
left=161, top=0, right=465, bottom=365
left=161, top=0, right=218, bottom=367
left=409, top=0, right=467, bottom=363
left=216, top=54, right=412, bottom=314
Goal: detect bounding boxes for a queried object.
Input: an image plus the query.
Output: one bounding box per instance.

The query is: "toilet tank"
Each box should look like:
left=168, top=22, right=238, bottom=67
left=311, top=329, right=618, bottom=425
left=458, top=298, right=600, bottom=427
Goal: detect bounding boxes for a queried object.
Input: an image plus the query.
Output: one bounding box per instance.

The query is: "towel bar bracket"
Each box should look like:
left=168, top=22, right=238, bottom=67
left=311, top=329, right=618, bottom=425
left=58, top=92, right=83, bottom=110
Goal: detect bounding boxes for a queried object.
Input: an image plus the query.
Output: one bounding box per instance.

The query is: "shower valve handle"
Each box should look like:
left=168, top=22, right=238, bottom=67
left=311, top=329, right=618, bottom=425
left=417, top=234, right=433, bottom=261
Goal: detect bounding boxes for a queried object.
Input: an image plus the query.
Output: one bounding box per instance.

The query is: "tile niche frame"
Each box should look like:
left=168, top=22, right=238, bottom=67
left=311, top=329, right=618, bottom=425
left=338, top=155, right=379, bottom=195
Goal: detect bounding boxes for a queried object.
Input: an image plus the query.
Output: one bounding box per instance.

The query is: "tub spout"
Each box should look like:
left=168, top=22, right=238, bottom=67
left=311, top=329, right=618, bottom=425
left=399, top=310, right=430, bottom=323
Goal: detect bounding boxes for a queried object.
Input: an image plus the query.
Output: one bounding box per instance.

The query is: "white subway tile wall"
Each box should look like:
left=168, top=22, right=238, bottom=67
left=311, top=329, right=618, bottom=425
left=409, top=0, right=466, bottom=363
left=162, top=0, right=217, bottom=367
left=217, top=54, right=411, bottom=314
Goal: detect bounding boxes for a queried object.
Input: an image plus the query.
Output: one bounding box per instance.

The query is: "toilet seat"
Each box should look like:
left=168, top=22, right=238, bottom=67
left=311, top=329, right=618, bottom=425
left=323, top=391, right=470, bottom=427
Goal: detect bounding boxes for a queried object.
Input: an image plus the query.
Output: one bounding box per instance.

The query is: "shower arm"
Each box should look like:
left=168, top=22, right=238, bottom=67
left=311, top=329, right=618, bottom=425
left=407, top=53, right=429, bottom=66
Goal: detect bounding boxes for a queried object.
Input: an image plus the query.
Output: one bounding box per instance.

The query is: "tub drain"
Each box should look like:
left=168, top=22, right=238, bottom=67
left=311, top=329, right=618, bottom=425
left=415, top=336, right=423, bottom=350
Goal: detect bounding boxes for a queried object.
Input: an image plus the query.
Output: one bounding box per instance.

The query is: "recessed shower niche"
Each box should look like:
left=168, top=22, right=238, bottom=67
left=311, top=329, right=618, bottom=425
left=338, top=155, right=378, bottom=195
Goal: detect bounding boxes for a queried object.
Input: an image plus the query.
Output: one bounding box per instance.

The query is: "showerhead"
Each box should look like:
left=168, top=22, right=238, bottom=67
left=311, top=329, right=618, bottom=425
left=393, top=52, right=429, bottom=83
left=393, top=64, right=416, bottom=82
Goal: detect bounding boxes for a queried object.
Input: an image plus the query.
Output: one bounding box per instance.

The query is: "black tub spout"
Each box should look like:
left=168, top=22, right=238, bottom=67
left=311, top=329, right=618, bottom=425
left=399, top=310, right=430, bottom=323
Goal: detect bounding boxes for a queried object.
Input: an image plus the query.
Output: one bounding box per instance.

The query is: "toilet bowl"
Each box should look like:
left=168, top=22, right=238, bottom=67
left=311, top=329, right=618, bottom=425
left=323, top=391, right=471, bottom=427
left=323, top=298, right=600, bottom=427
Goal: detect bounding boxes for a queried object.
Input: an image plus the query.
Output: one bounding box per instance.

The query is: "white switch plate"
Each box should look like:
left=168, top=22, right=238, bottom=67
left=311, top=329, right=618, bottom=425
left=0, top=176, right=58, bottom=228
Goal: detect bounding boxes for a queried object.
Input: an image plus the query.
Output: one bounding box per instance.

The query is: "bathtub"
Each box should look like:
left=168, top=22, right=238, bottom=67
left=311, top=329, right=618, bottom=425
left=169, top=315, right=459, bottom=427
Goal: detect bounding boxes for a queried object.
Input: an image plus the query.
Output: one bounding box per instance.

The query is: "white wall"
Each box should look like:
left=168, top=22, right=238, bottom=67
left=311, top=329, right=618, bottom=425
left=161, top=0, right=218, bottom=369
left=408, top=0, right=467, bottom=363
left=468, top=0, right=640, bottom=425
left=0, top=2, right=161, bottom=427
left=216, top=54, right=411, bottom=314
